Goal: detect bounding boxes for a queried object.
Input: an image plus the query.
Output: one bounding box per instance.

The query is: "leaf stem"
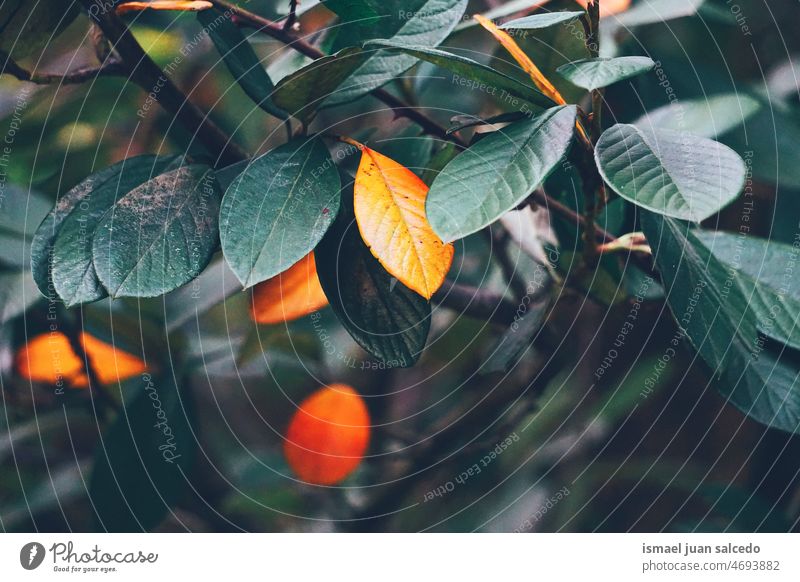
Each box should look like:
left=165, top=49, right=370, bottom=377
left=56, top=306, right=119, bottom=417
left=580, top=1, right=604, bottom=265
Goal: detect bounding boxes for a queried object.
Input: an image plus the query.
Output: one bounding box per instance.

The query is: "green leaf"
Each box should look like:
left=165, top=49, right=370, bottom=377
left=556, top=57, right=655, bottom=91
left=616, top=0, right=705, bottom=27
left=454, top=0, right=549, bottom=31
left=725, top=107, right=800, bottom=189
left=89, top=373, right=195, bottom=531
left=641, top=212, right=800, bottom=434
left=197, top=8, right=287, bottom=119
left=92, top=165, right=221, bottom=298
left=594, top=124, right=745, bottom=222
left=315, top=198, right=430, bottom=366
left=694, top=231, right=800, bottom=351
left=500, top=11, right=585, bottom=30
left=365, top=40, right=553, bottom=109
left=30, top=156, right=180, bottom=302
left=272, top=48, right=365, bottom=122
left=220, top=137, right=341, bottom=287
left=633, top=94, right=761, bottom=139
left=427, top=105, right=577, bottom=242
left=50, top=156, right=182, bottom=307
left=0, top=0, right=79, bottom=58
left=323, top=0, right=468, bottom=106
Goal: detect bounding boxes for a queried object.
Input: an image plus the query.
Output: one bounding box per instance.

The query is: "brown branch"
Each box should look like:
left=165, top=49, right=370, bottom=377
left=283, top=0, right=299, bottom=31
left=2, top=57, right=126, bottom=84
left=579, top=1, right=604, bottom=264
left=81, top=0, right=247, bottom=166
left=529, top=188, right=615, bottom=243
left=210, top=0, right=456, bottom=143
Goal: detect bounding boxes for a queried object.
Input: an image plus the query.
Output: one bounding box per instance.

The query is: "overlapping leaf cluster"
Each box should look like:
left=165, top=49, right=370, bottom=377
left=27, top=0, right=800, bottom=435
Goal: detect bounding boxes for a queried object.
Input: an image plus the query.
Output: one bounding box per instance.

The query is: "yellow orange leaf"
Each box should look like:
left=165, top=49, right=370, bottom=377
left=576, top=0, right=632, bottom=18
left=16, top=332, right=147, bottom=388
left=474, top=14, right=566, bottom=106
left=251, top=252, right=329, bottom=325
left=116, top=1, right=213, bottom=15
left=346, top=139, right=454, bottom=300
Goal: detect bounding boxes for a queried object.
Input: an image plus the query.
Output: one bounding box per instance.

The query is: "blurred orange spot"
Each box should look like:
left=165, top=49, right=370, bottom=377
left=576, top=0, right=632, bottom=18
left=284, top=384, right=371, bottom=485
left=16, top=332, right=147, bottom=388
left=115, top=1, right=213, bottom=15
left=250, top=252, right=328, bottom=325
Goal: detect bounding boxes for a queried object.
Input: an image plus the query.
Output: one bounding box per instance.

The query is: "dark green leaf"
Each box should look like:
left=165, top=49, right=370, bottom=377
left=315, top=199, right=430, bottom=366
left=725, top=107, right=800, bottom=189
left=642, top=212, right=800, bottom=434
left=365, top=40, right=553, bottom=109
left=50, top=156, right=182, bottom=307
left=89, top=373, right=195, bottom=532
left=93, top=165, right=221, bottom=298
left=272, top=48, right=365, bottom=122
left=220, top=137, right=340, bottom=287
left=324, top=0, right=469, bottom=106
left=427, top=105, right=577, bottom=242
left=197, top=8, right=287, bottom=119
left=595, top=124, right=745, bottom=222
left=0, top=0, right=79, bottom=58
left=556, top=56, right=655, bottom=91
left=31, top=156, right=180, bottom=302
left=695, top=231, right=800, bottom=350
left=500, top=11, right=585, bottom=30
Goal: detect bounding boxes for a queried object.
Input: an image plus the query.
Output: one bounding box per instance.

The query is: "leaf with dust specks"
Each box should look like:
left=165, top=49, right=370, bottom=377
left=92, top=165, right=221, bottom=298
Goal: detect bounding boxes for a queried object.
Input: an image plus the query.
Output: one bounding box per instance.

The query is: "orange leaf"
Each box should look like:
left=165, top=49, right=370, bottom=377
left=474, top=14, right=566, bottom=106
left=250, top=252, right=328, bottom=325
left=347, top=139, right=454, bottom=300
left=16, top=332, right=147, bottom=388
left=116, top=1, right=213, bottom=15
left=284, top=384, right=371, bottom=485
left=576, top=0, right=632, bottom=18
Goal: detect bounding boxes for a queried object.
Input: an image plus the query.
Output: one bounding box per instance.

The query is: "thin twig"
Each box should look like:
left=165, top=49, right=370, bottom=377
left=529, top=188, right=615, bottom=243
left=210, top=0, right=456, bottom=143
left=80, top=0, right=248, bottom=166
left=580, top=0, right=604, bottom=264
left=2, top=57, right=126, bottom=84
left=433, top=280, right=519, bottom=326
left=283, top=0, right=299, bottom=31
